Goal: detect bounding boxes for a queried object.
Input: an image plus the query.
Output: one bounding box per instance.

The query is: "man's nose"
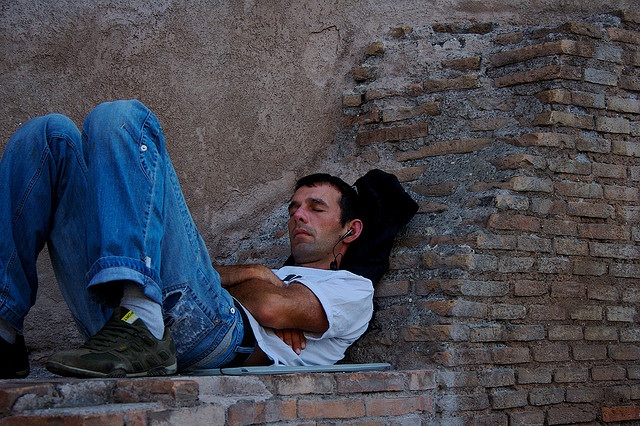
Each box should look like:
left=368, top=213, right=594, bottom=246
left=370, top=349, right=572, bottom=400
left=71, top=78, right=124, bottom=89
left=292, top=206, right=308, bottom=222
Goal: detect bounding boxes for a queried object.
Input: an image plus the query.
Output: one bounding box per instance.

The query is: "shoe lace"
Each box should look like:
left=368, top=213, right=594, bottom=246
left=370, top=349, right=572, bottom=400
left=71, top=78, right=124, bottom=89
left=82, top=320, right=153, bottom=351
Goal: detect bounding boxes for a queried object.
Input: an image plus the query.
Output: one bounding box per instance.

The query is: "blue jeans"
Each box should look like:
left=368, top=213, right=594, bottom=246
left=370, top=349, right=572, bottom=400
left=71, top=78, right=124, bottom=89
left=0, top=100, right=244, bottom=370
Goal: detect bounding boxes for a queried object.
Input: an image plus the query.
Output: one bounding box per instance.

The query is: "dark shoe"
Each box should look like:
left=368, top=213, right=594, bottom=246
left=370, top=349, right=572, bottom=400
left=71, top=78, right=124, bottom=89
left=46, top=307, right=177, bottom=378
left=0, top=334, right=30, bottom=379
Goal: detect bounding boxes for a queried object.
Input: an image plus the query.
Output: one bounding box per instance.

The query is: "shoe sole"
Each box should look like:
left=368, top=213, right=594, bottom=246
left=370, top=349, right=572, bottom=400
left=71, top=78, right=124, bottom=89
left=46, top=361, right=178, bottom=379
left=0, top=369, right=29, bottom=380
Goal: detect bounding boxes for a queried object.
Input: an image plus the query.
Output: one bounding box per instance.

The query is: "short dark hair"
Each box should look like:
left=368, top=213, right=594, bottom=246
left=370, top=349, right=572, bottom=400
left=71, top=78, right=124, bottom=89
left=294, top=173, right=360, bottom=226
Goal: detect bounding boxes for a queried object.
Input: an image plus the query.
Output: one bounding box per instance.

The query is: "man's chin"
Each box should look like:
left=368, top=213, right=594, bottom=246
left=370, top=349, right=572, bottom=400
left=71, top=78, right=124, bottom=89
left=290, top=247, right=316, bottom=265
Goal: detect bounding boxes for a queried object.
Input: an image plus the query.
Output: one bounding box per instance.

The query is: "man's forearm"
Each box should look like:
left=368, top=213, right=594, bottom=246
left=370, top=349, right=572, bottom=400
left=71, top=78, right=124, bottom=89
left=216, top=264, right=281, bottom=288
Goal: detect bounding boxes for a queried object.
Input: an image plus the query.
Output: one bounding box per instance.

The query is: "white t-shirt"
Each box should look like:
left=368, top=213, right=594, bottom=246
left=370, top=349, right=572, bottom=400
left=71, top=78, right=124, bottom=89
left=239, top=266, right=374, bottom=366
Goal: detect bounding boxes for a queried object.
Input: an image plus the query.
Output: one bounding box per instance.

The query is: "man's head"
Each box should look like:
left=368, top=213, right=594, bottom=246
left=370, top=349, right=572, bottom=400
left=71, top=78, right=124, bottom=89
left=288, top=174, right=363, bottom=270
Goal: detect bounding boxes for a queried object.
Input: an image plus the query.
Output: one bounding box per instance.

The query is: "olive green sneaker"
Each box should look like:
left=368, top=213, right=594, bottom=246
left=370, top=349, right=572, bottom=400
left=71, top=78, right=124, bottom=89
left=46, top=307, right=177, bottom=378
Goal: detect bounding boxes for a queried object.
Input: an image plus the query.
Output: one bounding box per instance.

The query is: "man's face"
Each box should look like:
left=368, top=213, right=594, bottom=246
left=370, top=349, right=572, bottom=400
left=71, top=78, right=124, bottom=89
left=288, top=183, right=346, bottom=269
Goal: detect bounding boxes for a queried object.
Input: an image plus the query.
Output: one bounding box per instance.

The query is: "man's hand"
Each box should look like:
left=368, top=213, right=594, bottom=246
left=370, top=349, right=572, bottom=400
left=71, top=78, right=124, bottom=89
left=216, top=264, right=284, bottom=289
left=274, top=328, right=307, bottom=355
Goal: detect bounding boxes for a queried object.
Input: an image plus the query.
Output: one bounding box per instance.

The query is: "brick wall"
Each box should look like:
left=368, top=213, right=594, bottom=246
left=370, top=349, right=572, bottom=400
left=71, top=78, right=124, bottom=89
left=235, top=10, right=640, bottom=424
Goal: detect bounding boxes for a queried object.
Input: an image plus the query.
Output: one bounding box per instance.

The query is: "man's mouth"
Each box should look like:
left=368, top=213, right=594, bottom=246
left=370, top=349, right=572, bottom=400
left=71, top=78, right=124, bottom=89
left=293, top=227, right=313, bottom=238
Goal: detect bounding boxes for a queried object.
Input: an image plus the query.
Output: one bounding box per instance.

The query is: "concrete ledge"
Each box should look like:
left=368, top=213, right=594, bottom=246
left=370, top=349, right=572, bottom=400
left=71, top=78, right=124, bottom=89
left=0, top=369, right=436, bottom=424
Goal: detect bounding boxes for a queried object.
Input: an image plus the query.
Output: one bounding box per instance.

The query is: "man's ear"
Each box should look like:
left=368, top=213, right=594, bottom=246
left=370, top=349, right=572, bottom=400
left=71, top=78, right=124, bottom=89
left=343, top=219, right=363, bottom=243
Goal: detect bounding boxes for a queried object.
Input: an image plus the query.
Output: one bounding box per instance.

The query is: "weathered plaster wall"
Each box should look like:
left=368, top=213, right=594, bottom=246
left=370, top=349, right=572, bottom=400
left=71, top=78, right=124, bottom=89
left=1, top=0, right=635, bottom=251
left=0, top=0, right=636, bottom=367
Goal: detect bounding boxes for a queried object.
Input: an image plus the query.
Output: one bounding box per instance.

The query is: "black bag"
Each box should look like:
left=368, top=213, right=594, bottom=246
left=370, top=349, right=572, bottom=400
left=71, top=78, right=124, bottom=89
left=340, top=169, right=418, bottom=284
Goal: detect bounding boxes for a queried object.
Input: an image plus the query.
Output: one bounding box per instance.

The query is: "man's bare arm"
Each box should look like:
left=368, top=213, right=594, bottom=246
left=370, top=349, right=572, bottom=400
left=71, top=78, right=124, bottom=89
left=216, top=264, right=284, bottom=289
left=222, top=274, right=329, bottom=334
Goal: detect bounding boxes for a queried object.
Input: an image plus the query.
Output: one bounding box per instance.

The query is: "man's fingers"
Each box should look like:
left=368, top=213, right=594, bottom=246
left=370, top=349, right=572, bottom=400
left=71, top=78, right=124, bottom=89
left=274, top=328, right=306, bottom=354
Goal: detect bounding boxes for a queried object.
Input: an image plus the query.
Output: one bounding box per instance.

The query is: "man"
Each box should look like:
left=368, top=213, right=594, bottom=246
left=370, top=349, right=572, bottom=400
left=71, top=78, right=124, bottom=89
left=218, top=173, right=372, bottom=366
left=0, top=100, right=373, bottom=379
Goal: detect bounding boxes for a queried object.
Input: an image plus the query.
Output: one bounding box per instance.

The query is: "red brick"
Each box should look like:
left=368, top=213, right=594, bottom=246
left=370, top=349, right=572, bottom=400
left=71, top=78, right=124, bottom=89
left=529, top=387, right=565, bottom=405
left=604, top=184, right=639, bottom=201
left=516, top=367, right=553, bottom=384
left=532, top=111, right=594, bottom=129
left=408, top=370, right=437, bottom=390
left=570, top=306, right=603, bottom=321
left=507, top=176, right=553, bottom=192
left=514, top=280, right=548, bottom=297
left=607, top=96, right=640, bottom=114
left=567, top=201, right=615, bottom=219
left=555, top=238, right=588, bottom=255
left=352, top=65, right=376, bottom=81
left=597, top=116, right=631, bottom=134
left=542, top=219, right=578, bottom=236
left=342, top=108, right=380, bottom=128
left=513, top=132, right=575, bottom=148
left=549, top=21, right=604, bottom=38
left=602, top=406, right=640, bottom=422
left=365, top=395, right=432, bottom=417
left=510, top=410, right=545, bottom=425
left=488, top=213, right=541, bottom=232
left=1, top=412, right=133, bottom=426
left=585, top=67, right=618, bottom=86
left=592, top=365, right=627, bottom=381
left=0, top=383, right=56, bottom=416
left=612, top=140, right=640, bottom=157
left=610, top=263, right=640, bottom=278
left=421, top=74, right=479, bottom=92
left=336, top=372, right=405, bottom=393
left=548, top=405, right=597, bottom=425
left=298, top=398, right=366, bottom=420
left=342, top=92, right=363, bottom=107
left=490, top=389, right=528, bottom=409
left=404, top=324, right=470, bottom=342
left=528, top=304, right=566, bottom=321
left=492, top=154, right=546, bottom=170
left=620, top=74, right=640, bottom=92
left=364, top=41, right=385, bottom=57
left=365, top=87, right=396, bottom=101
left=273, top=374, right=335, bottom=395
left=114, top=379, right=199, bottom=406
left=609, top=344, right=640, bottom=361
left=396, top=137, right=491, bottom=161
left=578, top=223, right=630, bottom=240
left=571, top=343, right=607, bottom=361
left=228, top=400, right=297, bottom=425
left=491, top=346, right=531, bottom=364
left=422, top=298, right=488, bottom=318
left=438, top=392, right=490, bottom=411
left=375, top=280, right=408, bottom=298
left=548, top=325, right=583, bottom=341
left=574, top=259, right=608, bottom=276
left=412, top=181, right=457, bottom=197
left=547, top=156, right=592, bottom=174
left=442, top=56, right=481, bottom=71
left=433, top=347, right=492, bottom=366
left=498, top=256, right=534, bottom=273
left=608, top=28, right=640, bottom=45
left=356, top=122, right=428, bottom=146
left=494, top=65, right=582, bottom=87
left=585, top=326, right=618, bottom=341
left=531, top=343, right=571, bottom=362
left=470, top=325, right=506, bottom=342
left=590, top=242, right=640, bottom=260
left=555, top=181, right=602, bottom=198
left=576, top=134, right=611, bottom=153
left=490, top=40, right=594, bottom=67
